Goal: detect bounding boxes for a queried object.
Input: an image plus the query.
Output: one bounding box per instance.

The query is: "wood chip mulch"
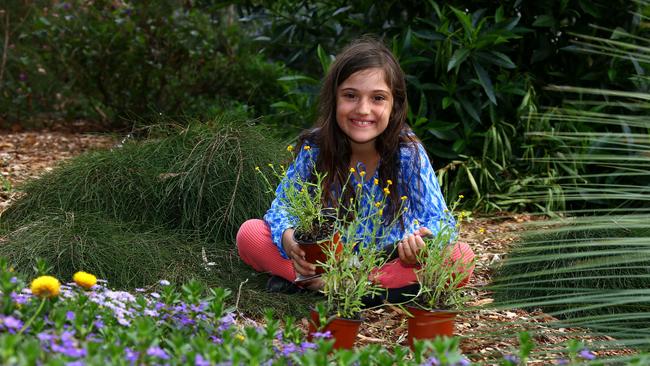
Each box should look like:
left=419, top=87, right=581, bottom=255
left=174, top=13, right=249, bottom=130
left=0, top=130, right=116, bottom=213
left=0, top=131, right=637, bottom=364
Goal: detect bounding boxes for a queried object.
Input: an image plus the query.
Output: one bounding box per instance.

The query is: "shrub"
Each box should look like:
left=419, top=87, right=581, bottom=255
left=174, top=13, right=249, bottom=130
left=0, top=1, right=286, bottom=129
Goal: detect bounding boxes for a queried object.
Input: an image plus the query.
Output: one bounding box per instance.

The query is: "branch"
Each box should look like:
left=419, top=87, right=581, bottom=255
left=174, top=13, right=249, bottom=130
left=0, top=10, right=10, bottom=85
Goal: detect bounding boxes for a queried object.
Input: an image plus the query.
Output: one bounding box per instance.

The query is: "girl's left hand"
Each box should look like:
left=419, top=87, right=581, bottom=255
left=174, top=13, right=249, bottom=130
left=398, top=227, right=432, bottom=265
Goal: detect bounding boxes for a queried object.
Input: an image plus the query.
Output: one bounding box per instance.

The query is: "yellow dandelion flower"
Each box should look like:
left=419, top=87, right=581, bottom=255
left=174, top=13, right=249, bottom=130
left=383, top=187, right=390, bottom=195
left=287, top=145, right=294, bottom=152
left=350, top=197, right=354, bottom=203
left=373, top=178, right=379, bottom=185
left=413, top=219, right=419, bottom=226
left=349, top=167, right=355, bottom=173
left=378, top=209, right=383, bottom=216
left=479, top=227, right=486, bottom=234
left=255, top=166, right=260, bottom=171
left=30, top=276, right=61, bottom=299
left=356, top=183, right=362, bottom=189
left=267, top=163, right=273, bottom=168
left=73, top=271, right=97, bottom=290
left=387, top=179, right=393, bottom=186
left=374, top=202, right=381, bottom=208
left=304, top=145, right=311, bottom=151
left=459, top=194, right=464, bottom=199
left=359, top=171, right=366, bottom=177
left=236, top=334, right=245, bottom=341
left=400, top=196, right=407, bottom=201
left=403, top=207, right=409, bottom=212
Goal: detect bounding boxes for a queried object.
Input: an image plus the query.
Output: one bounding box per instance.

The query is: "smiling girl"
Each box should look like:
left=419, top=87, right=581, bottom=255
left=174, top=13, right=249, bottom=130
left=237, top=36, right=475, bottom=297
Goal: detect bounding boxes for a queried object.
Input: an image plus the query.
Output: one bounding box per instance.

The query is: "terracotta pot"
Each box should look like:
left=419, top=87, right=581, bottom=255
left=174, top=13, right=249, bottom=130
left=295, top=232, right=342, bottom=275
left=406, top=306, right=457, bottom=349
left=307, top=309, right=361, bottom=350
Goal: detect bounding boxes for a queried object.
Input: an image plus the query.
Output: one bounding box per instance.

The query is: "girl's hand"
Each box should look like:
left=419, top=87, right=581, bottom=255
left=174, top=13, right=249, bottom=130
left=282, top=228, right=317, bottom=276
left=398, top=227, right=433, bottom=265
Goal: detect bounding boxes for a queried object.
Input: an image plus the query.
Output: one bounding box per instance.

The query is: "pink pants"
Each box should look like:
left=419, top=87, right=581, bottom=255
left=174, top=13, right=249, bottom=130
left=236, top=219, right=475, bottom=289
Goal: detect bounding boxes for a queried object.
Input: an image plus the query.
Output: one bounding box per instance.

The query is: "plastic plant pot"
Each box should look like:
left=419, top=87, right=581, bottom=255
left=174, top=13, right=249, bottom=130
left=307, top=308, right=362, bottom=350
left=406, top=305, right=457, bottom=350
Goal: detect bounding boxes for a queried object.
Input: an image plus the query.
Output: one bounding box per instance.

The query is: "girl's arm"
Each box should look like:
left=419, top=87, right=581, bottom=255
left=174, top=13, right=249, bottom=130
left=403, top=142, right=456, bottom=239
left=263, top=144, right=316, bottom=258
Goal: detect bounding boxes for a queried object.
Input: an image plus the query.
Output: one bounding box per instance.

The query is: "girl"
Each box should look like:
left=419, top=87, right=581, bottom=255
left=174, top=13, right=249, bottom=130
left=237, top=36, right=475, bottom=296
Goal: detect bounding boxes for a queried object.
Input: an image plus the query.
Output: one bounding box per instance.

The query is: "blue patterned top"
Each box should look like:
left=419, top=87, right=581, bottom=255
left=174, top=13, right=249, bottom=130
left=264, top=140, right=456, bottom=258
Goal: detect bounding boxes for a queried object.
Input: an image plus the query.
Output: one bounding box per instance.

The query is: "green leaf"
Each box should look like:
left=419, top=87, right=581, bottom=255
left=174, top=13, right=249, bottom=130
left=442, top=97, right=454, bottom=110
left=413, top=30, right=446, bottom=42
left=450, top=6, right=474, bottom=39
left=488, top=51, right=516, bottom=69
left=532, top=15, right=555, bottom=28
left=38, top=17, right=52, bottom=27
left=458, top=97, right=481, bottom=123
left=464, top=166, right=481, bottom=198
left=316, top=45, right=331, bottom=73
left=472, top=61, right=497, bottom=105
left=447, top=48, right=471, bottom=71
left=495, top=6, right=505, bottom=23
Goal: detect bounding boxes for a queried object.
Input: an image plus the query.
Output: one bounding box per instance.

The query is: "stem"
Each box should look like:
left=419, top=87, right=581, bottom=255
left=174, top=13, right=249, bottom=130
left=18, top=298, right=46, bottom=335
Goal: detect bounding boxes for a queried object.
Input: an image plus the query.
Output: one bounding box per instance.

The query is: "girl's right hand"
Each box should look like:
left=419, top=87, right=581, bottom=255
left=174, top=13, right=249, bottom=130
left=282, top=229, right=317, bottom=276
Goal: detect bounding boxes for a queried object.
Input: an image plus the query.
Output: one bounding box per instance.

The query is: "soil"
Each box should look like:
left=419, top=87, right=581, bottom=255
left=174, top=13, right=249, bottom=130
left=0, top=130, right=636, bottom=364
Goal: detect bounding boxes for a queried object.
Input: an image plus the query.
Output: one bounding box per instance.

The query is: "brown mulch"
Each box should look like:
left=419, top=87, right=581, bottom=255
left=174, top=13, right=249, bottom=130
left=0, top=131, right=636, bottom=364
left=0, top=130, right=116, bottom=213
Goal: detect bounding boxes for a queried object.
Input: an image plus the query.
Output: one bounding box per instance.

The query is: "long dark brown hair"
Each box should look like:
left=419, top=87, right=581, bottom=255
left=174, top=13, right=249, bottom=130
left=296, top=35, right=421, bottom=225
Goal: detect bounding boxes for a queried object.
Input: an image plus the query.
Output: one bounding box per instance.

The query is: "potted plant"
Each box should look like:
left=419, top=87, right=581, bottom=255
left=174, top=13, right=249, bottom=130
left=307, top=175, right=408, bottom=349
left=405, top=211, right=475, bottom=349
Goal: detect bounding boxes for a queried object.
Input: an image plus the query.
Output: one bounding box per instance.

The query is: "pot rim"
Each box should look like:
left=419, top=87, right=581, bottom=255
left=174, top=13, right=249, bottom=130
left=309, top=307, right=364, bottom=323
left=293, top=231, right=339, bottom=245
left=405, top=304, right=458, bottom=315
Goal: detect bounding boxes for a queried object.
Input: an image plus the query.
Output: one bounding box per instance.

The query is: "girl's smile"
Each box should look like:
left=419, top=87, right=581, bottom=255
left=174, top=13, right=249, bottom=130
left=336, top=68, right=393, bottom=149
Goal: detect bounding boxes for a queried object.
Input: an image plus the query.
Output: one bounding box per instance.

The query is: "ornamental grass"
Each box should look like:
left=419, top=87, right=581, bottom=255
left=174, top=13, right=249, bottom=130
left=0, top=116, right=319, bottom=316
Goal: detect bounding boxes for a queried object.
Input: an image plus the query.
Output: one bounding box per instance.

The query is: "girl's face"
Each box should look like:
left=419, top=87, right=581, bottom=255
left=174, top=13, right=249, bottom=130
left=336, top=68, right=393, bottom=150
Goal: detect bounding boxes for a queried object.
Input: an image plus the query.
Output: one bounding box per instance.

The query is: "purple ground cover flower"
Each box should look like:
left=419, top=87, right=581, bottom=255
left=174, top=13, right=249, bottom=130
left=93, top=319, right=105, bottom=329
left=300, top=341, right=317, bottom=351
left=310, top=330, right=332, bottom=339
left=147, top=346, right=170, bottom=360
left=66, top=311, right=76, bottom=321
left=218, top=313, right=235, bottom=331
left=125, top=348, right=139, bottom=364
left=503, top=354, right=519, bottom=364
left=421, top=356, right=440, bottom=366
left=579, top=348, right=596, bottom=360
left=10, top=292, right=29, bottom=305
left=150, top=292, right=161, bottom=299
left=195, top=354, right=210, bottom=366
left=144, top=309, right=159, bottom=317
left=1, top=315, right=23, bottom=333
left=280, top=343, right=297, bottom=357
left=159, top=280, right=170, bottom=286
left=10, top=276, right=18, bottom=284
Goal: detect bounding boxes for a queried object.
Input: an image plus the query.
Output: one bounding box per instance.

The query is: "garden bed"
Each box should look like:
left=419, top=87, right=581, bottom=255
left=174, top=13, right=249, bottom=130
left=0, top=131, right=637, bottom=364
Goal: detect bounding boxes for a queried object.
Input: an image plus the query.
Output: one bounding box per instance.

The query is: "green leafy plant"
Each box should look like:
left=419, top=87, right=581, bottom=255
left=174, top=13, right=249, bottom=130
left=317, top=170, right=408, bottom=319
left=255, top=146, right=333, bottom=241
left=409, top=197, right=474, bottom=311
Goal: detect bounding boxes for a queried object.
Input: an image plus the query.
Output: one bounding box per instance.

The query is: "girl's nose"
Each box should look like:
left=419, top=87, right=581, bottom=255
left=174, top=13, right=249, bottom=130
left=355, top=98, right=371, bottom=115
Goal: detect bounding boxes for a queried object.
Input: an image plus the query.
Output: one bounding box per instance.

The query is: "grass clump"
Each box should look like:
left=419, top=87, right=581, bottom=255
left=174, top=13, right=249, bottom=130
left=0, top=116, right=318, bottom=317
left=1, top=118, right=282, bottom=241
left=491, top=215, right=650, bottom=341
